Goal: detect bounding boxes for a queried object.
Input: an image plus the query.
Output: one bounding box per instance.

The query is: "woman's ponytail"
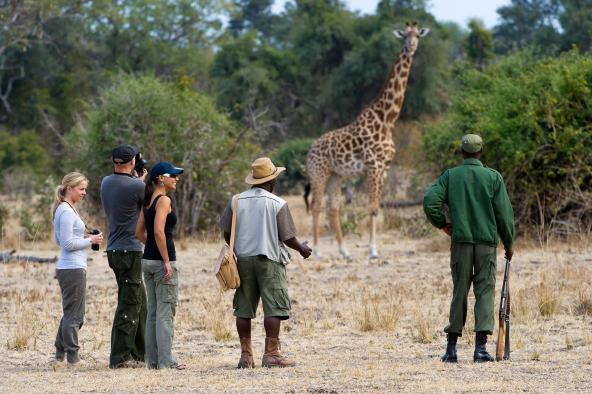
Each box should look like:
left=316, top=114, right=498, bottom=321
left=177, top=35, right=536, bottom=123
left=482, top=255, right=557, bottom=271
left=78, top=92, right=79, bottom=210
left=53, top=185, right=67, bottom=218
left=143, top=178, right=155, bottom=207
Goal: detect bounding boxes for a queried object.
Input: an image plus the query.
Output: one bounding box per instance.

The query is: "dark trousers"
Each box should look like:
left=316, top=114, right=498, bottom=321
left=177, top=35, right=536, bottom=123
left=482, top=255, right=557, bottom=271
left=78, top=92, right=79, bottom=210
left=445, top=242, right=497, bottom=336
left=108, top=250, right=147, bottom=368
left=55, top=268, right=86, bottom=363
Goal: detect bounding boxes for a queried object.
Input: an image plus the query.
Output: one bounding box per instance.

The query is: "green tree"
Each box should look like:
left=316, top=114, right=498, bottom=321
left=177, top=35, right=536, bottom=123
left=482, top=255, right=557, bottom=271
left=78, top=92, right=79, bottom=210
left=66, top=74, right=259, bottom=233
left=229, top=0, right=278, bottom=36
left=558, top=0, right=592, bottom=52
left=493, top=0, right=562, bottom=55
left=423, top=50, right=592, bottom=238
left=464, top=19, right=494, bottom=70
left=0, top=0, right=74, bottom=122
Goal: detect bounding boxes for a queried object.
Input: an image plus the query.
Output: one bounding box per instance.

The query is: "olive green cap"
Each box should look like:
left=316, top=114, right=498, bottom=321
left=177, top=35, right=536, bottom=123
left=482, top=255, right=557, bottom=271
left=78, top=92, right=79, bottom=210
left=461, top=134, right=483, bottom=153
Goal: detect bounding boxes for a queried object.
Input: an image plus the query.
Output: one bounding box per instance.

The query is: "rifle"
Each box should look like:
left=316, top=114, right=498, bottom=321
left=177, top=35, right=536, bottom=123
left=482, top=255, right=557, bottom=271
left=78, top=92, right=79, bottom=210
left=496, top=257, right=511, bottom=361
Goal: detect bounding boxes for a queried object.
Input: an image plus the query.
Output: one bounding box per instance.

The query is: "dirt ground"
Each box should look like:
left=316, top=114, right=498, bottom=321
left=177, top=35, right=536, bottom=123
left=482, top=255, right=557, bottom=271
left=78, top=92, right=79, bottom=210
left=1, top=197, right=591, bottom=393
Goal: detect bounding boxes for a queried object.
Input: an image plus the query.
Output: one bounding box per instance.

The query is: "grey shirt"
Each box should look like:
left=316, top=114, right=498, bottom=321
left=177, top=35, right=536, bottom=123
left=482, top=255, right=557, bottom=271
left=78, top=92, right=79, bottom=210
left=219, top=187, right=297, bottom=263
left=100, top=173, right=145, bottom=251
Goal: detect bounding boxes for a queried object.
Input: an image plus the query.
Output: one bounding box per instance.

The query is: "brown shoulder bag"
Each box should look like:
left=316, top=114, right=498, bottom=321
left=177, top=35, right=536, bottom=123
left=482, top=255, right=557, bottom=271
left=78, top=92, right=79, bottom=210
left=214, top=195, right=240, bottom=290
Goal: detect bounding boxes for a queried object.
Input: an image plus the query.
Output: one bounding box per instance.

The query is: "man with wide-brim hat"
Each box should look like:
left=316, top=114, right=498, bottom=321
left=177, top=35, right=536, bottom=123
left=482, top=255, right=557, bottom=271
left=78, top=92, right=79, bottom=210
left=423, top=134, right=515, bottom=363
left=219, top=157, right=312, bottom=368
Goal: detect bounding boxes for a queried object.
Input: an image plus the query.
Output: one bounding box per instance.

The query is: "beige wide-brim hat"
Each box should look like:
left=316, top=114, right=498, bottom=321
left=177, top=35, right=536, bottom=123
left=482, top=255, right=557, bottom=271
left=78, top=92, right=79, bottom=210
left=245, top=157, right=286, bottom=185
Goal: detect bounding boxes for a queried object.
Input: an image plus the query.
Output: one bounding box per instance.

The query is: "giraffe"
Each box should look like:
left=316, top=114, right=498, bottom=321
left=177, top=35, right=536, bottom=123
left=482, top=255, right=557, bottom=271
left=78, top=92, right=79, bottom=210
left=304, top=23, right=429, bottom=259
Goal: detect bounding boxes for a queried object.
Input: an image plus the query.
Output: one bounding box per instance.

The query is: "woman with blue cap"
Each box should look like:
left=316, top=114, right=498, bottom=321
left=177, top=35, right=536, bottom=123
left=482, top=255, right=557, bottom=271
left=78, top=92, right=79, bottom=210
left=135, top=162, right=186, bottom=369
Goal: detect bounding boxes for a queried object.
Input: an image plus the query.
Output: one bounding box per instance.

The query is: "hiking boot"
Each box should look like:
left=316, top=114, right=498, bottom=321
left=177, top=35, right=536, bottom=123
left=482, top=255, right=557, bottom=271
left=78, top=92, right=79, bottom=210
left=237, top=337, right=255, bottom=369
left=474, top=332, right=494, bottom=362
left=55, top=349, right=66, bottom=362
left=261, top=337, right=296, bottom=368
left=441, top=333, right=458, bottom=363
left=114, top=359, right=145, bottom=369
left=66, top=351, right=80, bottom=365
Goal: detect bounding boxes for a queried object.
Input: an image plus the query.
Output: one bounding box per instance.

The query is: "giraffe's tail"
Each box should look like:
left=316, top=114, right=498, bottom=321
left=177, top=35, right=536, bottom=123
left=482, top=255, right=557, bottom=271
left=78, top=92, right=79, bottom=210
left=304, top=182, right=311, bottom=213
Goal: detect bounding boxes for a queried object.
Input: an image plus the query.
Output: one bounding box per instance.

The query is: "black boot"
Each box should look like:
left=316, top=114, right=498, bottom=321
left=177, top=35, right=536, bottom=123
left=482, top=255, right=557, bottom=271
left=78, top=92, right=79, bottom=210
left=473, top=332, right=494, bottom=362
left=441, top=333, right=458, bottom=363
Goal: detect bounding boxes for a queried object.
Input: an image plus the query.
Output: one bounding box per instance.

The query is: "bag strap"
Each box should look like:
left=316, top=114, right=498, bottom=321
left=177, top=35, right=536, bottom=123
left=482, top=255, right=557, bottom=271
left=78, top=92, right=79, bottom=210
left=229, top=195, right=239, bottom=254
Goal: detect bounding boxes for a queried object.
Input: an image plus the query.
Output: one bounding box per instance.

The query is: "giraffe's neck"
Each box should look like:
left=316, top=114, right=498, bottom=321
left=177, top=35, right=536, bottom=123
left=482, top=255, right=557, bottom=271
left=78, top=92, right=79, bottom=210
left=366, top=46, right=414, bottom=127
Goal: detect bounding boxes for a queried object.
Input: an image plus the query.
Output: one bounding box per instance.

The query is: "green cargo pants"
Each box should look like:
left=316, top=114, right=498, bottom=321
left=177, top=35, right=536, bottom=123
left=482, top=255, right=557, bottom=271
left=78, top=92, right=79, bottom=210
left=108, top=250, right=147, bottom=368
left=444, top=242, right=497, bottom=336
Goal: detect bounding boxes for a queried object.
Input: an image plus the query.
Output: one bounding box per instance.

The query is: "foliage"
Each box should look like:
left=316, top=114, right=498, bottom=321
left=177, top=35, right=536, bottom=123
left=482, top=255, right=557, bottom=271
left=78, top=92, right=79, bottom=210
left=66, top=74, right=259, bottom=233
left=212, top=0, right=461, bottom=141
left=493, top=0, right=592, bottom=55
left=464, top=19, right=493, bottom=71
left=0, top=130, right=51, bottom=189
left=423, top=50, right=592, bottom=239
left=271, top=138, right=312, bottom=194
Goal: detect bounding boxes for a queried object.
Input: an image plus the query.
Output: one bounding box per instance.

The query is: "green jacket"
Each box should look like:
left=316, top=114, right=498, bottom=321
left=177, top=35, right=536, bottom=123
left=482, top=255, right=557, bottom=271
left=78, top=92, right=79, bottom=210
left=423, top=158, right=515, bottom=250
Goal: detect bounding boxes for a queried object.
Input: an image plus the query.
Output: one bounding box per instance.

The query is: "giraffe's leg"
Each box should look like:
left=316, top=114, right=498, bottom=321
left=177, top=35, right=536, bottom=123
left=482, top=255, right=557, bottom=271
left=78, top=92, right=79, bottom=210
left=367, top=168, right=386, bottom=260
left=310, top=177, right=327, bottom=260
left=312, top=206, right=322, bottom=259
left=326, top=174, right=351, bottom=259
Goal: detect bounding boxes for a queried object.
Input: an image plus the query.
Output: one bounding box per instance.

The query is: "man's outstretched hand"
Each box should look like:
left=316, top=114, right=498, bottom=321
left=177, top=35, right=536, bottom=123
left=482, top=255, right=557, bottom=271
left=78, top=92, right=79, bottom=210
left=505, top=249, right=513, bottom=262
left=442, top=223, right=452, bottom=236
left=299, top=241, right=312, bottom=259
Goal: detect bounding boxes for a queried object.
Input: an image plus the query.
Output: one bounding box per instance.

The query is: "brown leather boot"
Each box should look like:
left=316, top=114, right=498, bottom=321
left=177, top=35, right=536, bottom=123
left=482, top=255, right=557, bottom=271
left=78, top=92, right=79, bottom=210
left=261, top=337, right=296, bottom=368
left=237, top=337, right=254, bottom=369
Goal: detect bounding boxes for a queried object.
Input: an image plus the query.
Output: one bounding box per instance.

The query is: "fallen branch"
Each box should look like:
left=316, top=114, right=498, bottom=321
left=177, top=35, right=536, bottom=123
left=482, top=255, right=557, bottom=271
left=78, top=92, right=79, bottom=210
left=0, top=249, right=58, bottom=263
left=381, top=198, right=423, bottom=208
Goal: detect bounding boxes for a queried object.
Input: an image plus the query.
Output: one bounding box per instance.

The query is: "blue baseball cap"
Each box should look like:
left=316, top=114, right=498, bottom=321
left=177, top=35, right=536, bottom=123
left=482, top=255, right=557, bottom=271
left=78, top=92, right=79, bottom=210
left=149, top=162, right=184, bottom=182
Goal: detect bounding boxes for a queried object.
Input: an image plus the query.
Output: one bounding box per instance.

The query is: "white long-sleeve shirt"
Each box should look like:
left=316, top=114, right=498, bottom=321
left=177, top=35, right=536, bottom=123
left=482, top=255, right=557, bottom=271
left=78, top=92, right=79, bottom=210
left=54, top=202, right=91, bottom=270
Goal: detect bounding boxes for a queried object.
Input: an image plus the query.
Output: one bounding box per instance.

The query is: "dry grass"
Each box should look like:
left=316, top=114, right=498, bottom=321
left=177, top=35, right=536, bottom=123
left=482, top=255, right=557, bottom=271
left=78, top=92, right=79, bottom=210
left=412, top=310, right=436, bottom=344
left=202, top=293, right=235, bottom=342
left=6, top=293, right=42, bottom=351
left=536, top=275, right=562, bottom=317
left=1, top=197, right=592, bottom=392
left=574, top=289, right=592, bottom=316
left=352, top=291, right=402, bottom=332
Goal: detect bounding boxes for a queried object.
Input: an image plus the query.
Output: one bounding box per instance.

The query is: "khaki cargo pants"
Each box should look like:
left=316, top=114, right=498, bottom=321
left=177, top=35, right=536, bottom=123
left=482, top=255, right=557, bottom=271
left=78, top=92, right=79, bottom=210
left=233, top=255, right=291, bottom=320
left=142, top=259, right=179, bottom=369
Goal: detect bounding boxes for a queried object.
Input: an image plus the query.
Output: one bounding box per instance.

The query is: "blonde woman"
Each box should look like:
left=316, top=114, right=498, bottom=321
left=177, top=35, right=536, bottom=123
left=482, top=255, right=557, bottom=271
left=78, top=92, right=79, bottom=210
left=53, top=172, right=103, bottom=366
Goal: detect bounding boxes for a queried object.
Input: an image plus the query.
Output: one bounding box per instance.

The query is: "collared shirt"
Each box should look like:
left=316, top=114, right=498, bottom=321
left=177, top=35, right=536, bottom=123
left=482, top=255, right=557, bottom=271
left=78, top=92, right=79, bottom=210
left=219, top=187, right=297, bottom=264
left=423, top=158, right=515, bottom=250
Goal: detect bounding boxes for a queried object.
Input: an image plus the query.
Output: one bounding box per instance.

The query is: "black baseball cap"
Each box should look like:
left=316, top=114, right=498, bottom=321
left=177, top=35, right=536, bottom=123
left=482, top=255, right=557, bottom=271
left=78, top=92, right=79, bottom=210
left=149, top=162, right=184, bottom=182
left=112, top=144, right=139, bottom=164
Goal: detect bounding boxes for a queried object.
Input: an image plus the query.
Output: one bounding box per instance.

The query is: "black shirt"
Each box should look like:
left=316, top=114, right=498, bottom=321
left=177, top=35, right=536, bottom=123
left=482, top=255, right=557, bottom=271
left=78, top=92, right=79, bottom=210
left=142, top=195, right=177, bottom=261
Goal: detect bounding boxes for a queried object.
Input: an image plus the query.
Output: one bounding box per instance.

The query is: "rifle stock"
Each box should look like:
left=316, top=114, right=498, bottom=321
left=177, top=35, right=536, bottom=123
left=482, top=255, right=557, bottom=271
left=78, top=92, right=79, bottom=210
left=496, top=258, right=511, bottom=361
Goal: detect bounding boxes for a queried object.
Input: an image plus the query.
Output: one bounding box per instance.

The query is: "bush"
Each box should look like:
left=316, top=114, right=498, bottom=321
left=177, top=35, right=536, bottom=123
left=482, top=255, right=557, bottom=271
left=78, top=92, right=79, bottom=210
left=423, top=50, right=592, bottom=240
left=271, top=138, right=313, bottom=194
left=0, top=130, right=51, bottom=194
left=66, top=74, right=259, bottom=234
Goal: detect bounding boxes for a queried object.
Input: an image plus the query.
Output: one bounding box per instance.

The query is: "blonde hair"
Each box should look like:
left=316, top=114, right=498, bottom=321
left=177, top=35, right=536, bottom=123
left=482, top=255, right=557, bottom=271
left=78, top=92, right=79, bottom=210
left=53, top=172, right=89, bottom=218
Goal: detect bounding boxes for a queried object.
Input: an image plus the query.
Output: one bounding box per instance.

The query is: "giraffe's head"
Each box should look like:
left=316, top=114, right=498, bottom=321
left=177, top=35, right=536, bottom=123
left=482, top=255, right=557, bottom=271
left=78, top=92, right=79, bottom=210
left=393, top=22, right=429, bottom=55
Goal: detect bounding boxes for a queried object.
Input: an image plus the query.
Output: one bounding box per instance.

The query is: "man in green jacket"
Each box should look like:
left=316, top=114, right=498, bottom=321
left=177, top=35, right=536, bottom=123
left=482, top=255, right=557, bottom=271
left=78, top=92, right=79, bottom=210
left=423, top=134, right=515, bottom=363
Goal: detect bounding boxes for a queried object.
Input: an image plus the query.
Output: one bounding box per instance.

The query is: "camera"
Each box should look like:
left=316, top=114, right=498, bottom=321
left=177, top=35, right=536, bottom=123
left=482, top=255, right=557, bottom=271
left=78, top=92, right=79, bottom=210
left=90, top=229, right=101, bottom=251
left=134, top=152, right=148, bottom=176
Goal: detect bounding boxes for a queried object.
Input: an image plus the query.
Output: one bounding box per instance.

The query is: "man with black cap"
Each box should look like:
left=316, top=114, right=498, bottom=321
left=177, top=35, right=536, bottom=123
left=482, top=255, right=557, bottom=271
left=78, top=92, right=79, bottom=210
left=100, top=144, right=147, bottom=368
left=423, top=134, right=515, bottom=363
